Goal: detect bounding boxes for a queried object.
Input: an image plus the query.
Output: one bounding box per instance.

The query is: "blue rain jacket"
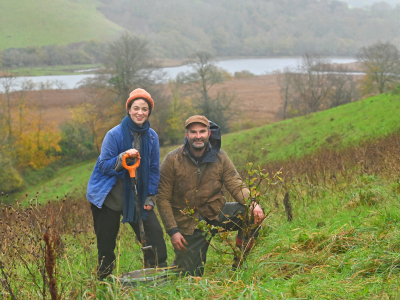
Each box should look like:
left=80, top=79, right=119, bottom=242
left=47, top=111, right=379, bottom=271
left=86, top=124, right=160, bottom=208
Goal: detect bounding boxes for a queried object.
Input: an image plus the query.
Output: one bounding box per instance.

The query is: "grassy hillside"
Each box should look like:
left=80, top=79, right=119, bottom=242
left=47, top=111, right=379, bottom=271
left=13, top=92, right=400, bottom=203
left=159, top=93, right=400, bottom=169
left=2, top=95, right=400, bottom=298
left=0, top=0, right=122, bottom=50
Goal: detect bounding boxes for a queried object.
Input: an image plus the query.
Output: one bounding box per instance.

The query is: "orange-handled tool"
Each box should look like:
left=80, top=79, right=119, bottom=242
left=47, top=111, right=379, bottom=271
left=122, top=153, right=147, bottom=250
left=122, top=153, right=141, bottom=178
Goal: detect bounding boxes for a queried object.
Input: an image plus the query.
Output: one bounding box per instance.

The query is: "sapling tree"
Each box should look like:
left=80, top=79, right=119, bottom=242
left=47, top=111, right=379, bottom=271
left=181, top=150, right=282, bottom=268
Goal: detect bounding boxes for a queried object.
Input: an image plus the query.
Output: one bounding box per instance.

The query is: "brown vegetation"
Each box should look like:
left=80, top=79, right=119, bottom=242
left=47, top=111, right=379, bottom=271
left=0, top=193, right=92, bottom=299
left=263, top=129, right=400, bottom=191
left=7, top=75, right=283, bottom=130
left=7, top=88, right=89, bottom=127
left=212, top=74, right=283, bottom=126
left=7, top=59, right=363, bottom=134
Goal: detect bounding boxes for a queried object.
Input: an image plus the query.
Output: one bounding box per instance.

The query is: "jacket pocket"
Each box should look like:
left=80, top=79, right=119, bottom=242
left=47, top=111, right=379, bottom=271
left=172, top=207, right=191, bottom=229
left=197, top=193, right=226, bottom=219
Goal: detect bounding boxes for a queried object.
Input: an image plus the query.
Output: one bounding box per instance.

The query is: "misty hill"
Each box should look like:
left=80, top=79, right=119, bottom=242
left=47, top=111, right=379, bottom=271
left=97, top=0, right=400, bottom=58
left=343, top=0, right=400, bottom=8
left=1, top=0, right=400, bottom=59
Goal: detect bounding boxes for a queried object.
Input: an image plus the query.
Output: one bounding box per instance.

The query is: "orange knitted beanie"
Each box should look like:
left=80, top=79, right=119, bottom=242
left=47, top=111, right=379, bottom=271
left=126, top=88, right=154, bottom=110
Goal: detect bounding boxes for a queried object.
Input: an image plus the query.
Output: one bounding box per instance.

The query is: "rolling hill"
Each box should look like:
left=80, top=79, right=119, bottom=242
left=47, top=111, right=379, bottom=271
left=1, top=0, right=400, bottom=58
left=0, top=0, right=123, bottom=50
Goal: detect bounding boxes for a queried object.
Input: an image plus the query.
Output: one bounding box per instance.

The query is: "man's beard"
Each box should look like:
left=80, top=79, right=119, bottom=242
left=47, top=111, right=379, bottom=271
left=188, top=137, right=209, bottom=151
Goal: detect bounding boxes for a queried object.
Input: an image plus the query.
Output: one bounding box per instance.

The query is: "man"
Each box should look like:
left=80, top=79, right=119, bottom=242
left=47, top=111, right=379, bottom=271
left=157, top=115, right=264, bottom=276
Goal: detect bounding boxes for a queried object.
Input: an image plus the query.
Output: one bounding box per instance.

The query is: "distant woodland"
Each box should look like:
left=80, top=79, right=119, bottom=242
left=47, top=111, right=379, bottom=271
left=344, top=0, right=399, bottom=7
left=1, top=0, right=400, bottom=65
left=97, top=0, right=400, bottom=58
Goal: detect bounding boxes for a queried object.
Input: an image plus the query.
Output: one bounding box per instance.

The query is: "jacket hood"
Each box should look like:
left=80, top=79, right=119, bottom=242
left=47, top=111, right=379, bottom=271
left=209, top=120, right=221, bottom=150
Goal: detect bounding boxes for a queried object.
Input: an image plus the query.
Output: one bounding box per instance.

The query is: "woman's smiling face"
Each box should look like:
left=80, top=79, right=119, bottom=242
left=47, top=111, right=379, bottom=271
left=128, top=99, right=149, bottom=126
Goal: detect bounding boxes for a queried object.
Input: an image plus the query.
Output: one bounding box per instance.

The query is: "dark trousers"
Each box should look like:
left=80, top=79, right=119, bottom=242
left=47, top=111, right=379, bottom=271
left=173, top=202, right=259, bottom=277
left=91, top=204, right=168, bottom=278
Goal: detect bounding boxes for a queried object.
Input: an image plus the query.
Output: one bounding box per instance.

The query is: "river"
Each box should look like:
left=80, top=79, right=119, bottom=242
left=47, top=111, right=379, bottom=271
left=1, top=57, right=357, bottom=92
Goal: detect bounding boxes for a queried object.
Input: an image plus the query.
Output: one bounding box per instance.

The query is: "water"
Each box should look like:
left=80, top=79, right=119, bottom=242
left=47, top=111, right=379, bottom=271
left=162, top=57, right=357, bottom=79
left=1, top=57, right=357, bottom=92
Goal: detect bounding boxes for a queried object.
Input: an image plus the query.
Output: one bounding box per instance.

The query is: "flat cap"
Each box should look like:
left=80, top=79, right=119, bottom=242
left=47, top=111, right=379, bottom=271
left=185, top=115, right=210, bottom=128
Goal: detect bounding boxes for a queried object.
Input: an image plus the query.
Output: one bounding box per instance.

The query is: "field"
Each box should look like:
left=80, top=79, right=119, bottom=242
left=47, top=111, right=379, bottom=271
left=6, top=74, right=285, bottom=131
left=0, top=0, right=122, bottom=50
left=8, top=64, right=102, bottom=77
left=1, top=91, right=400, bottom=298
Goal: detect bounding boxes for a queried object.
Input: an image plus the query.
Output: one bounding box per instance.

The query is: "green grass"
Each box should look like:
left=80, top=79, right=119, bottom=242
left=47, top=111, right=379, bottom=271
left=3, top=93, right=400, bottom=298
left=16, top=93, right=400, bottom=204
left=16, top=159, right=96, bottom=204
left=10, top=64, right=101, bottom=76
left=0, top=0, right=122, bottom=50
left=161, top=93, right=400, bottom=169
left=3, top=164, right=400, bottom=298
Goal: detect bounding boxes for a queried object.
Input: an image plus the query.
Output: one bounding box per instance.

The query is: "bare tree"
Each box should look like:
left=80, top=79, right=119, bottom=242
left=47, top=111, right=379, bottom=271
left=0, top=71, right=16, bottom=144
left=101, top=32, right=164, bottom=106
left=17, top=80, right=36, bottom=141
left=177, top=51, right=234, bottom=133
left=328, top=66, right=360, bottom=108
left=79, top=32, right=170, bottom=144
left=357, top=41, right=400, bottom=95
left=278, top=67, right=295, bottom=120
left=292, top=53, right=335, bottom=114
left=278, top=54, right=360, bottom=118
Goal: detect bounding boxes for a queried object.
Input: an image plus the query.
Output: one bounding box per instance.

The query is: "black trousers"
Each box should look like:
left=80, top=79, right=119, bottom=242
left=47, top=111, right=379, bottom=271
left=173, top=202, right=259, bottom=277
left=91, top=204, right=168, bottom=278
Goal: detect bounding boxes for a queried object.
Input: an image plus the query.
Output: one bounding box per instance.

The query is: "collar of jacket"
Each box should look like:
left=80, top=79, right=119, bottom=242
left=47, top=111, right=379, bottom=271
left=182, top=138, right=218, bottom=165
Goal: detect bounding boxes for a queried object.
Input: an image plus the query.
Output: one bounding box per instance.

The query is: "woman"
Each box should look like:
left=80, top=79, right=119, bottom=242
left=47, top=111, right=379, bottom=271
left=86, top=88, right=167, bottom=280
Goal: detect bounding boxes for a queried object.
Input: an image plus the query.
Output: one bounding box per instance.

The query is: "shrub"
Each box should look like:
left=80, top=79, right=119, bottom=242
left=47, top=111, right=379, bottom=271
left=59, top=122, right=97, bottom=160
left=0, top=150, right=23, bottom=193
left=234, top=70, right=255, bottom=78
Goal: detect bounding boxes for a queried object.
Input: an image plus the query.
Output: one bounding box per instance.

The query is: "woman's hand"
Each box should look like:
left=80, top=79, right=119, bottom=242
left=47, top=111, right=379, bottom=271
left=143, top=205, right=153, bottom=211
left=125, top=148, right=139, bottom=158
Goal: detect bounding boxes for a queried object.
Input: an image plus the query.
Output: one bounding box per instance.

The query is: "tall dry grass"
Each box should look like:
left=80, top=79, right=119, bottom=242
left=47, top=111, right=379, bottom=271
left=1, top=130, right=400, bottom=298
left=0, top=194, right=92, bottom=299
left=258, top=129, right=400, bottom=190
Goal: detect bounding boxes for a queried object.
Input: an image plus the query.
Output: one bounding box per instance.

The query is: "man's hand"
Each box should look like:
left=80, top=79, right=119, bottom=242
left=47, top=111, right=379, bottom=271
left=171, top=232, right=188, bottom=252
left=252, top=203, right=264, bottom=224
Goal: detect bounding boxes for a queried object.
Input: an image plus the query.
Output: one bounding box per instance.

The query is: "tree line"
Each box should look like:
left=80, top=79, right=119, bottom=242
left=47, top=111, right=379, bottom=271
left=1, top=41, right=106, bottom=68
left=278, top=41, right=400, bottom=119
left=97, top=0, right=400, bottom=58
